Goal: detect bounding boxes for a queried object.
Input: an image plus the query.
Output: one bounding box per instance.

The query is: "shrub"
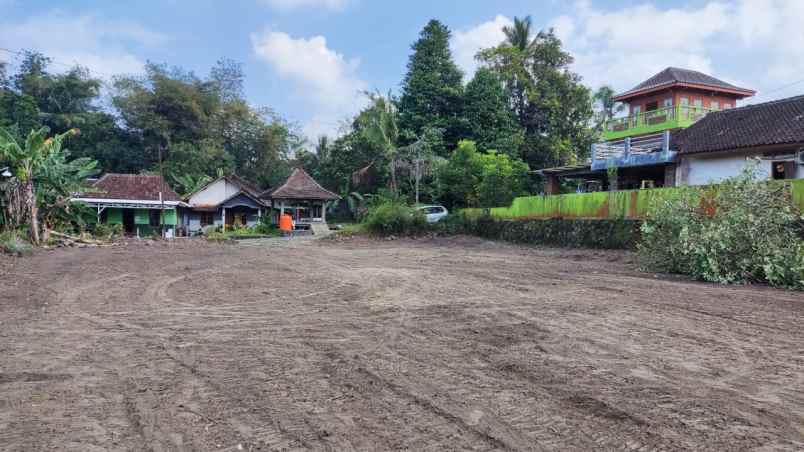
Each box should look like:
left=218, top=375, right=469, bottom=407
left=362, top=200, right=427, bottom=236
left=204, top=230, right=230, bottom=242
left=443, top=211, right=640, bottom=249
left=639, top=163, right=804, bottom=289
left=0, top=230, right=33, bottom=256
left=94, top=223, right=123, bottom=241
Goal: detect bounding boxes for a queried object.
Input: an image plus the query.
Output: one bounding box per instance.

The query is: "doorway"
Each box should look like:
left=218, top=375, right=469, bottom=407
left=122, top=209, right=135, bottom=234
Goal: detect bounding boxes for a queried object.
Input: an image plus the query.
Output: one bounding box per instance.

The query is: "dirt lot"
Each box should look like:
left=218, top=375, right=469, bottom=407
left=1, top=236, right=803, bottom=451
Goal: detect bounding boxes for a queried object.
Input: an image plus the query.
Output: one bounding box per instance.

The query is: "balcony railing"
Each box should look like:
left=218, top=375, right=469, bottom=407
left=602, top=105, right=714, bottom=140
left=590, top=131, right=677, bottom=170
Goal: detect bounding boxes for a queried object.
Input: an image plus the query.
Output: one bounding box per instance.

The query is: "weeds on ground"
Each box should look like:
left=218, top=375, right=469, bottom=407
left=362, top=200, right=427, bottom=236
left=0, top=230, right=33, bottom=256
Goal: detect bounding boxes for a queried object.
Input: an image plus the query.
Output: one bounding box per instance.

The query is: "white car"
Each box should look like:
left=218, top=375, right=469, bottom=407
left=418, top=205, right=448, bottom=223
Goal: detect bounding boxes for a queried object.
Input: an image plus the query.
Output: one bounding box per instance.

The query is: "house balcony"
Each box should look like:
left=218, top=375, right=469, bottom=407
left=591, top=131, right=677, bottom=171
left=602, top=105, right=714, bottom=141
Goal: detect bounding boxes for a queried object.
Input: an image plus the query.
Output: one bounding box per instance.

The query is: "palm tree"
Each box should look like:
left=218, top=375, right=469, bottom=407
left=593, top=85, right=625, bottom=127
left=0, top=127, right=77, bottom=244
left=360, top=91, right=400, bottom=195
left=503, top=16, right=535, bottom=52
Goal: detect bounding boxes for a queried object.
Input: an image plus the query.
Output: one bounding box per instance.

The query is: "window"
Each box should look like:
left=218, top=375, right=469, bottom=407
left=723, top=103, right=732, bottom=109
left=149, top=210, right=161, bottom=227
left=772, top=161, right=795, bottom=180
left=646, top=101, right=659, bottom=111
left=693, top=99, right=703, bottom=108
left=679, top=97, right=689, bottom=107
left=663, top=98, right=673, bottom=108
left=200, top=212, right=214, bottom=226
left=711, top=101, right=720, bottom=110
left=631, top=105, right=641, bottom=115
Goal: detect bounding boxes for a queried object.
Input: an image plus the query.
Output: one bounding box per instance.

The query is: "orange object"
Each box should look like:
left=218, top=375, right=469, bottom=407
left=279, top=213, right=293, bottom=231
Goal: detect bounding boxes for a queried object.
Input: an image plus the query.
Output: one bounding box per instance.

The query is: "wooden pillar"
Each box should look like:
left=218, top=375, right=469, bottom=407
left=222, top=207, right=226, bottom=232
left=321, top=202, right=326, bottom=223
left=545, top=175, right=560, bottom=195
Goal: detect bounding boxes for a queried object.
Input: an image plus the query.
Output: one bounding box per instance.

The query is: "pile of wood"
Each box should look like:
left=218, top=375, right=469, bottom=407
left=48, top=231, right=112, bottom=248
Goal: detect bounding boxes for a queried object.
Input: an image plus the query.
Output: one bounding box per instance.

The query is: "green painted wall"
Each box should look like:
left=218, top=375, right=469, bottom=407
left=134, top=209, right=150, bottom=225
left=92, top=207, right=178, bottom=226
left=107, top=208, right=123, bottom=224
left=466, top=179, right=804, bottom=220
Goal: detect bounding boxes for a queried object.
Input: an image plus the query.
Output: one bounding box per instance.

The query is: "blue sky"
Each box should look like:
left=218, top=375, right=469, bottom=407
left=2, top=0, right=804, bottom=143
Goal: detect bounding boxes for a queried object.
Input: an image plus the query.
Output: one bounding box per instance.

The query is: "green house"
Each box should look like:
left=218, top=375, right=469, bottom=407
left=72, top=173, right=186, bottom=237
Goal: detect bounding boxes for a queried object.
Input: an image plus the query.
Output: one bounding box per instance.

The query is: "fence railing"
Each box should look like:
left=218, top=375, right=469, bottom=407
left=602, top=105, right=714, bottom=140
left=593, top=132, right=667, bottom=162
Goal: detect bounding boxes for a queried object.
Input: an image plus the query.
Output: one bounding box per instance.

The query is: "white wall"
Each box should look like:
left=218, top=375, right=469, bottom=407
left=677, top=151, right=804, bottom=186
left=187, top=179, right=242, bottom=206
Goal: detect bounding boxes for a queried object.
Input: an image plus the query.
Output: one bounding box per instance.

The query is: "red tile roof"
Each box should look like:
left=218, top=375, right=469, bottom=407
left=78, top=173, right=181, bottom=202
left=614, top=67, right=755, bottom=102
left=676, top=95, right=804, bottom=155
left=261, top=168, right=339, bottom=201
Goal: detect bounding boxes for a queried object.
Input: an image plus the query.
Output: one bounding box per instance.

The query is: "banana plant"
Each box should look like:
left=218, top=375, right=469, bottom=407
left=0, top=126, right=78, bottom=244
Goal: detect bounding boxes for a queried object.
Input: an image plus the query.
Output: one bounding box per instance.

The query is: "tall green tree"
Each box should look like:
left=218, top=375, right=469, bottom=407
left=462, top=67, right=524, bottom=159
left=397, top=19, right=465, bottom=153
left=479, top=20, right=595, bottom=170
left=14, top=52, right=103, bottom=133
left=360, top=92, right=401, bottom=194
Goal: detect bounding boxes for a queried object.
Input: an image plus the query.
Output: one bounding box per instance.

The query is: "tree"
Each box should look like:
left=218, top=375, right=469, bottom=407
left=360, top=92, right=401, bottom=194
left=0, top=127, right=78, bottom=244
left=593, top=85, right=624, bottom=128
left=503, top=16, right=536, bottom=52
left=462, top=67, right=524, bottom=158
left=475, top=149, right=529, bottom=207
left=14, top=51, right=102, bottom=133
left=35, top=146, right=98, bottom=239
left=436, top=140, right=529, bottom=208
left=397, top=19, right=464, bottom=153
left=478, top=24, right=595, bottom=170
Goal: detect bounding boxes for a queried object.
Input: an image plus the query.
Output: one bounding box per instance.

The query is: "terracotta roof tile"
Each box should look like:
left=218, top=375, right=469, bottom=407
left=78, top=174, right=181, bottom=202
left=676, top=95, right=804, bottom=154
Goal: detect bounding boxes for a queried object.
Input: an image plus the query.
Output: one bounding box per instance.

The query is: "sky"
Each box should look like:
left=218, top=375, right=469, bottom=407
left=2, top=0, right=804, bottom=144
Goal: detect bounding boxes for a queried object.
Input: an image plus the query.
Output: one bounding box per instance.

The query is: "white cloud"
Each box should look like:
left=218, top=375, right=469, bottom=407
left=0, top=11, right=165, bottom=77
left=251, top=29, right=367, bottom=139
left=450, top=15, right=512, bottom=76
left=260, top=0, right=351, bottom=11
left=733, top=0, right=804, bottom=87
left=552, top=1, right=732, bottom=92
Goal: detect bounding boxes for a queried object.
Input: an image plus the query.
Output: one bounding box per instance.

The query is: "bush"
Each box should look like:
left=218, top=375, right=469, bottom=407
left=0, top=230, right=33, bottom=256
left=444, top=211, right=641, bottom=249
left=363, top=200, right=427, bottom=236
left=94, top=223, right=123, bottom=241
left=639, top=163, right=804, bottom=289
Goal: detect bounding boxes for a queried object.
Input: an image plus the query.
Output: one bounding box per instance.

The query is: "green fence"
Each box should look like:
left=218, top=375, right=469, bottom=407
left=464, top=179, right=804, bottom=220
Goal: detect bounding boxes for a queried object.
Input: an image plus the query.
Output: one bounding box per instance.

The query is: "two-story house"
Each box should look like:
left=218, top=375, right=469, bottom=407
left=541, top=67, right=757, bottom=193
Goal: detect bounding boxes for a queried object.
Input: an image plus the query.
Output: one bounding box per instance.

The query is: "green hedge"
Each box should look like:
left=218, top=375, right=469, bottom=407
left=463, top=179, right=804, bottom=220
left=450, top=213, right=641, bottom=249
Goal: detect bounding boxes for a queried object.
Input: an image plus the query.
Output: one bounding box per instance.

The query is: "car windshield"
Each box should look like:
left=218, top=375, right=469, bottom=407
left=422, top=206, right=443, bottom=214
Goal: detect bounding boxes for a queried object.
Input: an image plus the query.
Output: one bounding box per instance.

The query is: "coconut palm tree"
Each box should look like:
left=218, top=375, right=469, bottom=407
left=503, top=16, right=535, bottom=52
left=594, top=85, right=625, bottom=126
left=360, top=91, right=400, bottom=195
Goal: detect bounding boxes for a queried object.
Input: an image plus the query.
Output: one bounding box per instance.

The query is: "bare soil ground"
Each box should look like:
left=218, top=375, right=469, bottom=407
left=1, top=235, right=803, bottom=451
